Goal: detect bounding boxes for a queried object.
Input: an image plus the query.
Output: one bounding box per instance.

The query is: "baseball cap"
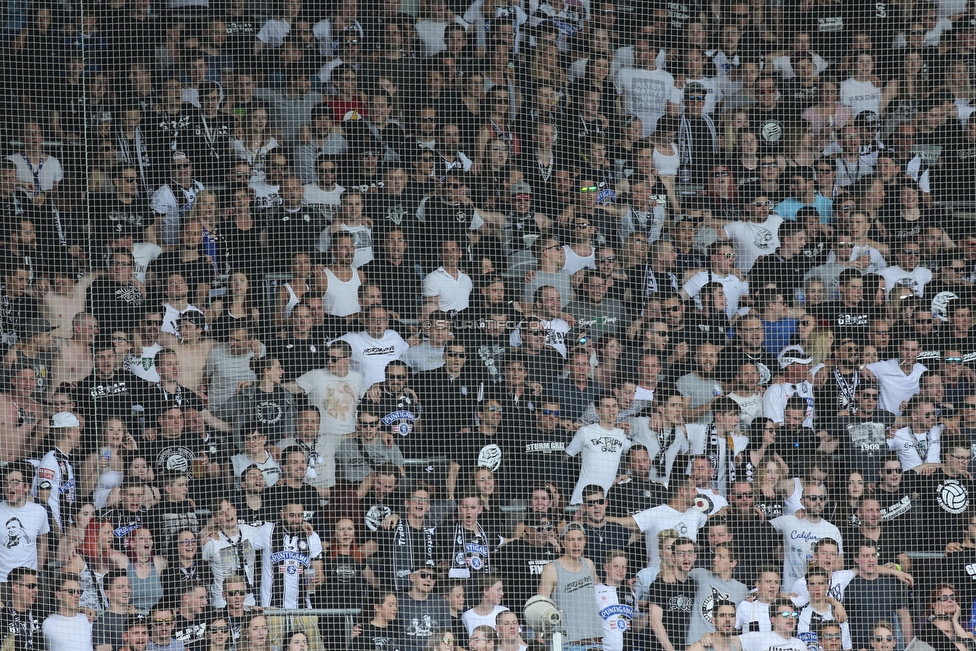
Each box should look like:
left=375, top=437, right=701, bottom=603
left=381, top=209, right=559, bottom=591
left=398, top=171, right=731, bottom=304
left=22, top=318, right=54, bottom=336
left=684, top=81, right=707, bottom=96
left=182, top=311, right=206, bottom=328
left=48, top=412, right=81, bottom=428
left=511, top=181, right=532, bottom=195
left=778, top=345, right=813, bottom=368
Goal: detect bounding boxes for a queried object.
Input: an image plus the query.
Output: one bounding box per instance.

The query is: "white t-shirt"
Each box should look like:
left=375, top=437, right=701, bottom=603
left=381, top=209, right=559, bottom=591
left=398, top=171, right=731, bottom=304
left=32, top=449, right=75, bottom=530
left=338, top=330, right=410, bottom=387
left=201, top=523, right=272, bottom=607
left=296, top=368, right=366, bottom=487
left=798, top=603, right=852, bottom=649
left=566, top=423, right=631, bottom=504
left=632, top=504, right=707, bottom=574
left=0, top=501, right=50, bottom=580
left=739, top=631, right=807, bottom=651
left=789, top=569, right=855, bottom=607
left=878, top=265, right=933, bottom=298
left=723, top=215, right=784, bottom=274
left=303, top=183, right=344, bottom=218
left=614, top=66, right=676, bottom=137
left=887, top=424, right=942, bottom=470
left=42, top=613, right=92, bottom=651
left=510, top=317, right=571, bottom=357
left=839, top=77, right=883, bottom=117
left=7, top=153, right=63, bottom=193
left=423, top=268, right=473, bottom=313
left=762, top=381, right=814, bottom=427
left=865, top=359, right=927, bottom=416
left=682, top=271, right=749, bottom=317
left=736, top=599, right=772, bottom=632
left=770, top=514, right=843, bottom=587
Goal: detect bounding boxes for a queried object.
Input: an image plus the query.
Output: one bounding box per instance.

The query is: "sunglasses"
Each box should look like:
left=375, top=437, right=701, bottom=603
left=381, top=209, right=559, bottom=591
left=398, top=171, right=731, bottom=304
left=880, top=467, right=903, bottom=474
left=226, top=589, right=246, bottom=596
left=446, top=351, right=466, bottom=358
left=541, top=409, right=560, bottom=416
left=873, top=636, right=895, bottom=642
left=822, top=633, right=843, bottom=640
left=778, top=611, right=799, bottom=618
left=804, top=495, right=827, bottom=502
left=598, top=256, right=616, bottom=263
left=752, top=200, right=769, bottom=207
left=937, top=595, right=957, bottom=601
left=687, top=95, right=706, bottom=101
left=211, top=626, right=230, bottom=634
left=580, top=187, right=599, bottom=193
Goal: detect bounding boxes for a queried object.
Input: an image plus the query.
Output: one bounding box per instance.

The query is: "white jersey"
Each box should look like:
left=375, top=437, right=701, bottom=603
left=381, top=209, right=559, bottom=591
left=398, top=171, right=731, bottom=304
left=32, top=447, right=75, bottom=530
left=255, top=523, right=324, bottom=609
left=0, top=501, right=50, bottom=580
left=595, top=583, right=635, bottom=651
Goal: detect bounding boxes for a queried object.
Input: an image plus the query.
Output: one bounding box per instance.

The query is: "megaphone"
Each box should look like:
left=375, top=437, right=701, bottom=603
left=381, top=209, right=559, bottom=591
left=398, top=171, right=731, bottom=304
left=523, top=595, right=562, bottom=632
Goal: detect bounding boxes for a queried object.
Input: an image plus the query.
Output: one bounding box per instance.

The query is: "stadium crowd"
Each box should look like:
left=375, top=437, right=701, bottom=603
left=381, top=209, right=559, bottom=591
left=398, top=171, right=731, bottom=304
left=9, top=0, right=976, bottom=649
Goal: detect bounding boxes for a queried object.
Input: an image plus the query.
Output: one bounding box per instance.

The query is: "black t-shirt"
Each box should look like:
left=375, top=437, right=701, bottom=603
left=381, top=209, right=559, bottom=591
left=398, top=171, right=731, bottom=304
left=829, top=412, right=895, bottom=482
left=842, top=527, right=905, bottom=568
left=646, top=576, right=695, bottom=651
left=717, top=346, right=779, bottom=386
left=749, top=253, right=816, bottom=296
left=819, top=300, right=876, bottom=343
left=362, top=257, right=423, bottom=321
left=74, top=371, right=138, bottom=430
left=89, top=193, right=153, bottom=249
left=904, top=469, right=976, bottom=551
left=148, top=250, right=217, bottom=306
left=607, top=477, right=668, bottom=517
left=456, top=429, right=510, bottom=486
left=86, top=278, right=146, bottom=335
left=493, top=538, right=558, bottom=618
left=502, top=426, right=573, bottom=499
left=262, top=205, right=327, bottom=273
left=270, top=336, right=325, bottom=382
left=350, top=622, right=403, bottom=651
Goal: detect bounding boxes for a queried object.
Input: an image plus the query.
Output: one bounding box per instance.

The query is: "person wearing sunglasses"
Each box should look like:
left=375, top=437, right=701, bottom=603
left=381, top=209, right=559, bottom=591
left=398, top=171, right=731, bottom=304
left=884, top=394, right=942, bottom=473
left=770, top=483, right=843, bottom=589
left=42, top=572, right=92, bottom=651
left=336, top=406, right=406, bottom=485
left=740, top=598, right=806, bottom=651
left=918, top=583, right=976, bottom=651
left=566, top=393, right=631, bottom=505
left=681, top=241, right=749, bottom=318
left=877, top=238, right=933, bottom=300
